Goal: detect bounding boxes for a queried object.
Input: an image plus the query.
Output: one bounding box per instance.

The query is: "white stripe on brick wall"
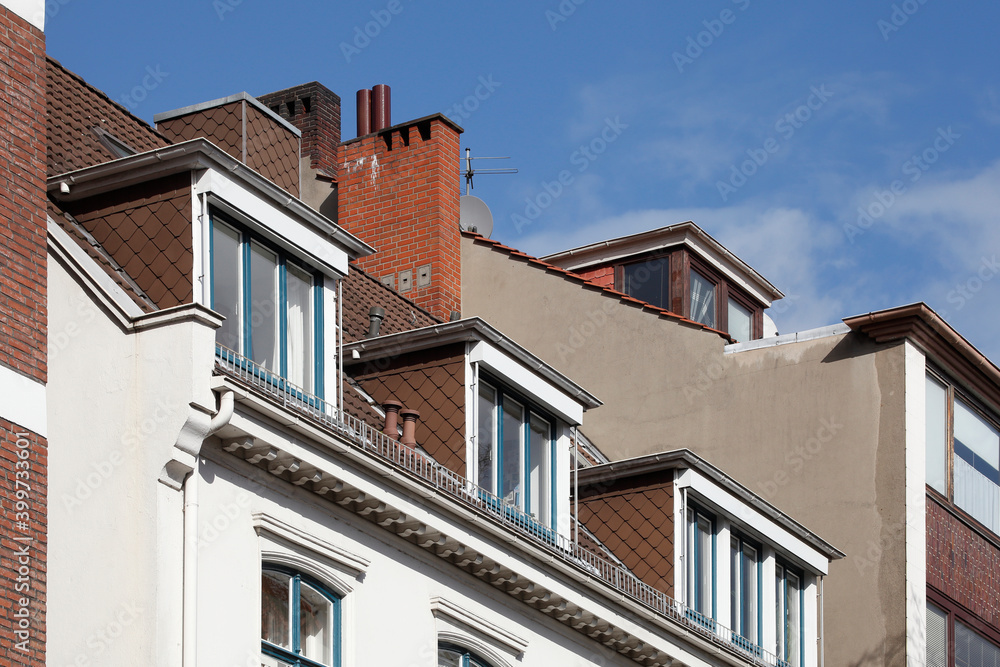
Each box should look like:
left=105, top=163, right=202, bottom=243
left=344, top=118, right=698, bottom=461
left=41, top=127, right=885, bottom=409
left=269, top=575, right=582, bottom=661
left=0, top=363, right=46, bottom=437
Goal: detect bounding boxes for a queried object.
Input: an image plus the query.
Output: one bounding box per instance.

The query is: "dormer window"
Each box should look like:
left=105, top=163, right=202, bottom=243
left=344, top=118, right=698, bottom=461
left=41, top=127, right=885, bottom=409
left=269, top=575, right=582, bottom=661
left=477, top=378, right=555, bottom=527
left=689, top=269, right=717, bottom=328
left=619, top=251, right=763, bottom=341
left=211, top=211, right=324, bottom=396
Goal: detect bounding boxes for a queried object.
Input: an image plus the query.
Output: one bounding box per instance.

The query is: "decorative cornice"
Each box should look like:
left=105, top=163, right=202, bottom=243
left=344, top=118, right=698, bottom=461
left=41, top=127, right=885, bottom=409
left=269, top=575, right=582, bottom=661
left=214, top=378, right=756, bottom=667
left=430, top=596, right=529, bottom=656
left=254, top=511, right=370, bottom=576
left=844, top=303, right=1000, bottom=413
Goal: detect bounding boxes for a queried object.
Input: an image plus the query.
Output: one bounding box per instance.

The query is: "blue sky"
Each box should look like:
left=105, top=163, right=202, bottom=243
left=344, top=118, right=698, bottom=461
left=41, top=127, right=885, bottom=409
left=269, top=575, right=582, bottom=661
left=48, top=1, right=1000, bottom=360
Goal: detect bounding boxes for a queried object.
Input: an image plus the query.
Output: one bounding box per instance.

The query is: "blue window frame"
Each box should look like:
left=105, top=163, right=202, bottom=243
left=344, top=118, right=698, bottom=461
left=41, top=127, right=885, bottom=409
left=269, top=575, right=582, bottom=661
left=686, top=504, right=716, bottom=628
left=730, top=533, right=762, bottom=653
left=211, top=212, right=325, bottom=398
left=261, top=566, right=341, bottom=667
left=476, top=377, right=557, bottom=530
left=775, top=561, right=803, bottom=667
left=438, top=644, right=493, bottom=667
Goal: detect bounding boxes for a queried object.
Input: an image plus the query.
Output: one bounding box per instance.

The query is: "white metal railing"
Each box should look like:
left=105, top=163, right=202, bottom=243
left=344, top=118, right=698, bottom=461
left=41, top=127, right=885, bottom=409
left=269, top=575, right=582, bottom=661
left=214, top=346, right=785, bottom=666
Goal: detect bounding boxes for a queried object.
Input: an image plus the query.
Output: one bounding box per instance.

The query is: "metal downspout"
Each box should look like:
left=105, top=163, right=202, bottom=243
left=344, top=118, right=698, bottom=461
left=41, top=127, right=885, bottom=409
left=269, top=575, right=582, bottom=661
left=183, top=390, right=234, bottom=667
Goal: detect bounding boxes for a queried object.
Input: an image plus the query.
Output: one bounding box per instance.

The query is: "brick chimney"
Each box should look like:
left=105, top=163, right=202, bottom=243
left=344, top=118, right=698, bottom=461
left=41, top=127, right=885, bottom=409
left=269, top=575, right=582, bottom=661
left=259, top=81, right=464, bottom=321
left=338, top=105, right=464, bottom=321
left=258, top=82, right=341, bottom=220
left=0, top=1, right=47, bottom=663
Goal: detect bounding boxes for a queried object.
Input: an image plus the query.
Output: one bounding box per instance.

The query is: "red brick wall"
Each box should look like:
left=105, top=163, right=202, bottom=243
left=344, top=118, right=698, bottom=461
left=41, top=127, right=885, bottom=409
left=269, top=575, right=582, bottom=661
left=0, top=7, right=47, bottom=665
left=927, top=494, right=1000, bottom=630
left=338, top=117, right=462, bottom=321
left=0, top=422, right=47, bottom=666
left=575, top=264, right=615, bottom=289
left=0, top=6, right=46, bottom=384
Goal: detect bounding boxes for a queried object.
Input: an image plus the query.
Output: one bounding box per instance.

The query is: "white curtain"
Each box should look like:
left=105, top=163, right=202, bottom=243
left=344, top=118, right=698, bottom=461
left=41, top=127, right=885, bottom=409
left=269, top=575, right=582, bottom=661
left=286, top=266, right=312, bottom=391
left=690, top=271, right=716, bottom=327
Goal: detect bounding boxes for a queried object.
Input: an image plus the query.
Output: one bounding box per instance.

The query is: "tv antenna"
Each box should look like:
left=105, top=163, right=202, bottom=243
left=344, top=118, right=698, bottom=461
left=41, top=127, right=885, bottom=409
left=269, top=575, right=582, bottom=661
left=462, top=148, right=517, bottom=195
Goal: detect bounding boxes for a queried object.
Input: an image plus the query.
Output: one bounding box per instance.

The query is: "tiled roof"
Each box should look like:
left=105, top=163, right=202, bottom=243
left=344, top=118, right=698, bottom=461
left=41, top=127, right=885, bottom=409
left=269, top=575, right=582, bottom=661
left=47, top=56, right=172, bottom=176
left=351, top=345, right=466, bottom=477
left=463, top=231, right=733, bottom=342
left=341, top=376, right=387, bottom=429
left=342, top=266, right=442, bottom=342
left=578, top=473, right=676, bottom=596
left=47, top=200, right=157, bottom=313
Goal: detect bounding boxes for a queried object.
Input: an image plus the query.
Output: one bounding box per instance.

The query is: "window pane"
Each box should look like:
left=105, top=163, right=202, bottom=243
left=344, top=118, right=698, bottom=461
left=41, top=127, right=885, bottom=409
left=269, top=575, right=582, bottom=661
left=501, top=397, right=524, bottom=506
left=927, top=603, right=948, bottom=667
left=624, top=259, right=668, bottom=308
left=954, top=399, right=1000, bottom=533
left=775, top=565, right=785, bottom=658
left=731, top=538, right=740, bottom=634
left=250, top=242, right=279, bottom=371
left=212, top=222, right=241, bottom=352
left=956, top=618, right=1000, bottom=667
left=528, top=413, right=551, bottom=525
left=299, top=581, right=332, bottom=664
left=787, top=571, right=801, bottom=666
left=478, top=384, right=497, bottom=493
left=690, top=271, right=716, bottom=328
left=926, top=376, right=949, bottom=495
left=687, top=509, right=696, bottom=611
left=286, top=264, right=313, bottom=392
left=697, top=514, right=713, bottom=615
left=742, top=544, right=758, bottom=642
left=437, top=649, right=462, bottom=667
left=728, top=298, right=752, bottom=342
left=261, top=571, right=291, bottom=650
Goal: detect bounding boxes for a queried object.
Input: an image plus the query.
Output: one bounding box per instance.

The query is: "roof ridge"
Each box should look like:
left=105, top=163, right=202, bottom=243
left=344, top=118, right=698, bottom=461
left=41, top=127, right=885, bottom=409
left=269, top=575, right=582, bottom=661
left=461, top=231, right=732, bottom=342
left=46, top=55, right=175, bottom=146
left=350, top=263, right=445, bottom=324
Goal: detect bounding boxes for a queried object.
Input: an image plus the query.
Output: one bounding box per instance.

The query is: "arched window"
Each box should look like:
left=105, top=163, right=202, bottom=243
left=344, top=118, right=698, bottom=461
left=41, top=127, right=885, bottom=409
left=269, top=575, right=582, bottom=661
left=261, top=566, right=341, bottom=667
left=438, top=644, right=494, bottom=667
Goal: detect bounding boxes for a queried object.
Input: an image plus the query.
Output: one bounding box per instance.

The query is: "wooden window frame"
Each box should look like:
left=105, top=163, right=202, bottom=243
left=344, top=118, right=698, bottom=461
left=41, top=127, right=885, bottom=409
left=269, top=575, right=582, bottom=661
left=927, top=586, right=1000, bottom=667
left=926, top=366, right=1000, bottom=542
left=615, top=249, right=763, bottom=339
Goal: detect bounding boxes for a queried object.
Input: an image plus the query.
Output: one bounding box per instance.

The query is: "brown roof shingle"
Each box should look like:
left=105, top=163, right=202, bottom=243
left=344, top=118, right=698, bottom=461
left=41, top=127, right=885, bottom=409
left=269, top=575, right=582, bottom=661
left=47, top=56, right=172, bottom=177
left=342, top=266, right=442, bottom=342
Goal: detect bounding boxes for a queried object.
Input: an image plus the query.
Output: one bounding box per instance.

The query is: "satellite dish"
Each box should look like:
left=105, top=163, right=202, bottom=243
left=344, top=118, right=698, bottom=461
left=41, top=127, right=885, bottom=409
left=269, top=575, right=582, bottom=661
left=460, top=195, right=494, bottom=238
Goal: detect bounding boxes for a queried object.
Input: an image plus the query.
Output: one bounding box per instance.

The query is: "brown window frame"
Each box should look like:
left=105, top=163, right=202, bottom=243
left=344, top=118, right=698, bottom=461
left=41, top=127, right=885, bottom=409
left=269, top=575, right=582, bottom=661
left=927, top=586, right=1000, bottom=666
left=615, top=249, right=763, bottom=340
left=926, top=366, right=1000, bottom=543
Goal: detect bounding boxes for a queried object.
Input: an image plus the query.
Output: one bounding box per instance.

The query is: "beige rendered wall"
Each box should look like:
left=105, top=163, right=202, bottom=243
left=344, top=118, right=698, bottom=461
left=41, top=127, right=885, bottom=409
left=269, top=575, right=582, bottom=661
left=462, top=235, right=910, bottom=667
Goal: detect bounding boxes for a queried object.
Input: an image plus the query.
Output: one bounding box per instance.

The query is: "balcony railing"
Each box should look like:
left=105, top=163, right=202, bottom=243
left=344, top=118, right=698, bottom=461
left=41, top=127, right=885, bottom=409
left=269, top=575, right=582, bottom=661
left=215, top=346, right=786, bottom=666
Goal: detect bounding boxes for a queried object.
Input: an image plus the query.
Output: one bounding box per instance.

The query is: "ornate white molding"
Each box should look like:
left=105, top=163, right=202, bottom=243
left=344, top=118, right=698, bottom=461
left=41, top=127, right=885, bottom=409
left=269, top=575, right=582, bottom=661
left=254, top=511, right=370, bottom=578
left=431, top=596, right=528, bottom=658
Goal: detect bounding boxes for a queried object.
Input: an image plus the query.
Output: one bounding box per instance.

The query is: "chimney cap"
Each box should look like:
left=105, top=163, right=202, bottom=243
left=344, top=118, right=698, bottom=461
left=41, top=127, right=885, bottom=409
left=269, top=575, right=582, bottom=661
left=399, top=409, right=421, bottom=418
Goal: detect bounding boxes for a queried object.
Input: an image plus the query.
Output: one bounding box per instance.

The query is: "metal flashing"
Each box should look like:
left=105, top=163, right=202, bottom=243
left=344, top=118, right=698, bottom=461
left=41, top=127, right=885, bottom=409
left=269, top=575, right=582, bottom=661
left=154, top=92, right=302, bottom=137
